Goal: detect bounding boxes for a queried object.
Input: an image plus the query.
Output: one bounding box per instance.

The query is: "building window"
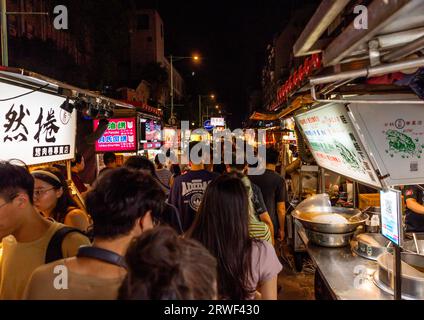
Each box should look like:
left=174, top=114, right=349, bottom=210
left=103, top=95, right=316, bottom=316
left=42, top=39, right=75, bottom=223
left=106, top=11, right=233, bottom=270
left=147, top=36, right=153, bottom=42
left=161, top=24, right=164, bottom=39
left=137, top=14, right=149, bottom=30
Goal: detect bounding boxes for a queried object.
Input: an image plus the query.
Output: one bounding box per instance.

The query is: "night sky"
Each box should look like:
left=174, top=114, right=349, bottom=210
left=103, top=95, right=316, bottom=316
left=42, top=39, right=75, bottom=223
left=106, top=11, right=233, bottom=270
left=156, top=0, right=317, bottom=128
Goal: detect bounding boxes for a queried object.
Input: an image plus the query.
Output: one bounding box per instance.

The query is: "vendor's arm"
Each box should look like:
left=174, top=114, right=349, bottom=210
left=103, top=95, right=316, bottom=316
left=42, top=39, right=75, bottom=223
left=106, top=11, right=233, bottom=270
left=406, top=198, right=424, bottom=215
left=404, top=186, right=424, bottom=215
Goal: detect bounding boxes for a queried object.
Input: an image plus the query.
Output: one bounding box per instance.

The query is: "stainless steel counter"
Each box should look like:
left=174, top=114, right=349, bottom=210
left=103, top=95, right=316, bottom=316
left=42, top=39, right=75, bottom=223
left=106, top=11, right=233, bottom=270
left=296, top=222, right=394, bottom=300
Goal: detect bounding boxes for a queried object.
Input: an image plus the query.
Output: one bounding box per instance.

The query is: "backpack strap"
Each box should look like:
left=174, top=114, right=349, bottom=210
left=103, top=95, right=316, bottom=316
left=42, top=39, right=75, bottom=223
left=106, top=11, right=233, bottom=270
left=45, top=226, right=86, bottom=264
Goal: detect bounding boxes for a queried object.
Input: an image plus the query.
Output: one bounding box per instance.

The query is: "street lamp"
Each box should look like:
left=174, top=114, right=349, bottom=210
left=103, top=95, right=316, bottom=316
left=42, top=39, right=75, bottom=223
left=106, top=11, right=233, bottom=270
left=169, top=54, right=200, bottom=122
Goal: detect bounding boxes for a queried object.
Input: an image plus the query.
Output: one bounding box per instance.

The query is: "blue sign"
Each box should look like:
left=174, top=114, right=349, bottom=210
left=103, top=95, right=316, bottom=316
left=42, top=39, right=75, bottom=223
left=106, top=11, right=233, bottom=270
left=204, top=120, right=214, bottom=131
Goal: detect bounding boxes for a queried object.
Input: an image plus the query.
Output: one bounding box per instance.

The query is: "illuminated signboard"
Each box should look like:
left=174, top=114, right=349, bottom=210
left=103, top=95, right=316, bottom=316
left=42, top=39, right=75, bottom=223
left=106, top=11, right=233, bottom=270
left=295, top=103, right=381, bottom=188
left=0, top=82, right=77, bottom=165
left=139, top=118, right=162, bottom=150
left=211, top=117, right=225, bottom=127
left=95, top=118, right=137, bottom=152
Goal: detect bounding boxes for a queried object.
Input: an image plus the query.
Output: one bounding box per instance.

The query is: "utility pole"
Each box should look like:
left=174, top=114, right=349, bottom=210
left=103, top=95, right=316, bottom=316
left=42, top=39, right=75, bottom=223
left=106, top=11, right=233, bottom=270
left=170, top=55, right=174, bottom=120
left=1, top=0, right=8, bottom=66
left=198, top=95, right=202, bottom=127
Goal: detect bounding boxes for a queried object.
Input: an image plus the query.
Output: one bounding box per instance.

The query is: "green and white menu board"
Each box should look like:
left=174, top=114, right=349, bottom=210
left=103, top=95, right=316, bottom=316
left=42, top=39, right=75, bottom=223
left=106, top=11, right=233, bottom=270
left=380, top=188, right=403, bottom=246
left=349, top=100, right=424, bottom=186
left=295, top=103, right=382, bottom=188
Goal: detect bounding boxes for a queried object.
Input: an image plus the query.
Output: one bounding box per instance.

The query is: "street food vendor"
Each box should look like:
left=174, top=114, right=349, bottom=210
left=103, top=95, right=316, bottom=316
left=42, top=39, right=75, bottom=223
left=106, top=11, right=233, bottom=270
left=403, top=185, right=424, bottom=232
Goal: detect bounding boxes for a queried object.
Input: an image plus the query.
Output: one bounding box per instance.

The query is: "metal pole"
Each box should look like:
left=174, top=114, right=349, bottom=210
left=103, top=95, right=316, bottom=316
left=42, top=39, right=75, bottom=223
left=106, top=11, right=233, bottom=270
left=310, top=57, right=424, bottom=85
left=1, top=0, right=8, bottom=66
left=198, top=95, right=202, bottom=127
left=394, top=245, right=402, bottom=300
left=170, top=55, right=174, bottom=119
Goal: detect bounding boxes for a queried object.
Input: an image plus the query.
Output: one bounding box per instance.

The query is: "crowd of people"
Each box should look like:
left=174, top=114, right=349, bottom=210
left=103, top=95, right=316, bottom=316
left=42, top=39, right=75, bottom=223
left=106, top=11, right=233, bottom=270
left=0, top=142, right=287, bottom=300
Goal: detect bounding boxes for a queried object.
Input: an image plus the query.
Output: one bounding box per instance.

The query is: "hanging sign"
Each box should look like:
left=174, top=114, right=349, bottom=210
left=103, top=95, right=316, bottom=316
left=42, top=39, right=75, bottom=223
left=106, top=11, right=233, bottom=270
left=295, top=103, right=381, bottom=188
left=0, top=82, right=77, bottom=165
left=95, top=118, right=137, bottom=153
left=348, top=99, right=424, bottom=186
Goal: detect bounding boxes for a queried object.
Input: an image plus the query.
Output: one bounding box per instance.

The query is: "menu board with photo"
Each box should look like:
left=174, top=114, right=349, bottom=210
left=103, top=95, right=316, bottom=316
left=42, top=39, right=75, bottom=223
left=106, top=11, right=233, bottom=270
left=349, top=100, right=424, bottom=186
left=295, top=103, right=382, bottom=188
left=0, top=82, right=77, bottom=165
left=95, top=118, right=137, bottom=153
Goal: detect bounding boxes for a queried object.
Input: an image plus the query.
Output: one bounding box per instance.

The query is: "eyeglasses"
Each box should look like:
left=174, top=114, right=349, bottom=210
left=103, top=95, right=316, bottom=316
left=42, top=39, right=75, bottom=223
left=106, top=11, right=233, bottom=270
left=33, top=188, right=56, bottom=198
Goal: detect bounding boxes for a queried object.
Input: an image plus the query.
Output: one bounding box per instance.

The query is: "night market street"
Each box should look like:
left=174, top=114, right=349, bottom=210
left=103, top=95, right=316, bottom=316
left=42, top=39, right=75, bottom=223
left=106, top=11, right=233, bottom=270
left=1, top=0, right=424, bottom=312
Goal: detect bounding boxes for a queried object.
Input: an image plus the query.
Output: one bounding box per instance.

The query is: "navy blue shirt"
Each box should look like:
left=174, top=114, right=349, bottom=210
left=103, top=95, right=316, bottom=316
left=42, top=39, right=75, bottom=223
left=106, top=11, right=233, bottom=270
left=168, top=170, right=218, bottom=232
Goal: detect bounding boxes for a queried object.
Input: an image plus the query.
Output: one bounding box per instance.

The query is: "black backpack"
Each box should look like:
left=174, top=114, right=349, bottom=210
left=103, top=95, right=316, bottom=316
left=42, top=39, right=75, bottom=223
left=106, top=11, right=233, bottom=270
left=45, top=227, right=87, bottom=264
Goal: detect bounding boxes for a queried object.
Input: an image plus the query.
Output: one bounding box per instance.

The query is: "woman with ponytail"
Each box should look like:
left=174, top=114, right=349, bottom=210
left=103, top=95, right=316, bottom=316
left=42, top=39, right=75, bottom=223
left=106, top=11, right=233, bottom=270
left=31, top=167, right=91, bottom=231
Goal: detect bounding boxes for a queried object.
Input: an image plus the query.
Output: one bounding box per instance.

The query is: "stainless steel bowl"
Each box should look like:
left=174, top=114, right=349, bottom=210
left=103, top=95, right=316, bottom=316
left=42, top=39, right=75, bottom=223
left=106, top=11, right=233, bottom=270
left=292, top=206, right=368, bottom=234
left=305, top=229, right=354, bottom=248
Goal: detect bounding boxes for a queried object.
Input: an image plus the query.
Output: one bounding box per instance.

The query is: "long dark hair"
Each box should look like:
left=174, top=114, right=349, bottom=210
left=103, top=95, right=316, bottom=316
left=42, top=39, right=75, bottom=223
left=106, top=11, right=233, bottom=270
left=188, top=175, right=255, bottom=300
left=32, top=166, right=78, bottom=223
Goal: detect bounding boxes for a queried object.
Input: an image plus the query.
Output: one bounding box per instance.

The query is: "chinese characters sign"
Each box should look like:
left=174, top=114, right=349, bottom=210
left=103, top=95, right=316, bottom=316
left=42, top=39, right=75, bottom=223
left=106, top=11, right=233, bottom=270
left=295, top=103, right=381, bottom=188
left=349, top=101, right=424, bottom=186
left=94, top=118, right=136, bottom=152
left=0, top=82, right=76, bottom=165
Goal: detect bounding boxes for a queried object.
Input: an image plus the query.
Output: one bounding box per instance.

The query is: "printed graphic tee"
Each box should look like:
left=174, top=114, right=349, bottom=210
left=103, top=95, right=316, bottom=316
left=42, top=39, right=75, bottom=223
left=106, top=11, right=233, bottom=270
left=168, top=170, right=218, bottom=232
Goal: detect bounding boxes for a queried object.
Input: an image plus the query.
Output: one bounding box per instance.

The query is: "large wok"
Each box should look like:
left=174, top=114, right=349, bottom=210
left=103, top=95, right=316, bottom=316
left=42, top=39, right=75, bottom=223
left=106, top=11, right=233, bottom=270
left=292, top=206, right=368, bottom=234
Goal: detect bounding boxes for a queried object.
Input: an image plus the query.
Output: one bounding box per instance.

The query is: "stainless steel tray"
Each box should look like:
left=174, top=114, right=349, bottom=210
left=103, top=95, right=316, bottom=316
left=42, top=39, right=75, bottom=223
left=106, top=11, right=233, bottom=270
left=352, top=233, right=393, bottom=261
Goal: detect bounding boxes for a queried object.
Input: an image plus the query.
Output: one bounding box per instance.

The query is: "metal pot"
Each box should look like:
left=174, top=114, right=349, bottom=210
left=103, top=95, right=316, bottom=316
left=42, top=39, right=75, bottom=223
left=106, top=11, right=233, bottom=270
left=352, top=233, right=393, bottom=260
left=305, top=229, right=354, bottom=247
left=292, top=206, right=368, bottom=234
left=374, top=252, right=424, bottom=300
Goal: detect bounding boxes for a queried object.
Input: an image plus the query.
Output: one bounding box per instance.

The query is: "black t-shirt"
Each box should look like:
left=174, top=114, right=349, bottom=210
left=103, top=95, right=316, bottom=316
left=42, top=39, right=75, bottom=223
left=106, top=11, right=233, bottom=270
left=403, top=185, right=424, bottom=232
left=168, top=170, right=218, bottom=232
left=249, top=169, right=286, bottom=231
left=251, top=183, right=268, bottom=218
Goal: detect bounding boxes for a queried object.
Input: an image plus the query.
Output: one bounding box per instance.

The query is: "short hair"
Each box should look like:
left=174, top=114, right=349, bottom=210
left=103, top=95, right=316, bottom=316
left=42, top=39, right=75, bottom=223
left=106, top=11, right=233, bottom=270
left=124, top=156, right=156, bottom=176
left=118, top=226, right=217, bottom=300
left=189, top=141, right=206, bottom=158
left=0, top=161, right=34, bottom=204
left=85, top=167, right=165, bottom=239
left=266, top=147, right=279, bottom=165
left=71, top=153, right=83, bottom=167
left=103, top=152, right=116, bottom=165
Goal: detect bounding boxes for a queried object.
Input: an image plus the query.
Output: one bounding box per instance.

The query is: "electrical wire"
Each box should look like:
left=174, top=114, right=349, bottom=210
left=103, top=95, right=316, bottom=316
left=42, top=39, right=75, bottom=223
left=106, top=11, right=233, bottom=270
left=0, top=83, right=51, bottom=102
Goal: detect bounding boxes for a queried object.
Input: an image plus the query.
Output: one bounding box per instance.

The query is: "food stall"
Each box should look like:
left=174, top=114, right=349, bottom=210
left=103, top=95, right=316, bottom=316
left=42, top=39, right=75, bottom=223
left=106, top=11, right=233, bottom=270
left=252, top=0, right=424, bottom=299
left=0, top=67, right=134, bottom=207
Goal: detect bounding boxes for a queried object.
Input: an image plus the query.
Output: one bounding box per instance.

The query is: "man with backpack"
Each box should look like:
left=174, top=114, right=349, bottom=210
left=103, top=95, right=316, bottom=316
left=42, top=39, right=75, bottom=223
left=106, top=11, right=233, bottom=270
left=24, top=167, right=165, bottom=300
left=0, top=161, right=90, bottom=300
